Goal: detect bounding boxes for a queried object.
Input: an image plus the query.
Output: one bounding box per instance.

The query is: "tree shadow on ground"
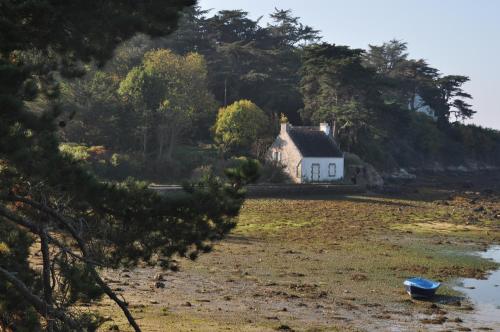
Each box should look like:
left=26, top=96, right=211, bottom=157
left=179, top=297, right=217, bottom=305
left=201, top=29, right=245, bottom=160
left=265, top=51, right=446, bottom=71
left=338, top=195, right=419, bottom=207
left=224, top=234, right=262, bottom=245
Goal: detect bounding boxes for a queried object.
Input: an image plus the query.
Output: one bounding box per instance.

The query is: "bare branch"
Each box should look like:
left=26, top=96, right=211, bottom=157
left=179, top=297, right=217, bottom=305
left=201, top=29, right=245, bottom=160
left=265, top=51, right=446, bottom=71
left=0, top=205, right=40, bottom=233
left=46, top=234, right=103, bottom=267
left=0, top=195, right=142, bottom=332
left=40, top=229, right=55, bottom=332
left=0, top=266, right=80, bottom=330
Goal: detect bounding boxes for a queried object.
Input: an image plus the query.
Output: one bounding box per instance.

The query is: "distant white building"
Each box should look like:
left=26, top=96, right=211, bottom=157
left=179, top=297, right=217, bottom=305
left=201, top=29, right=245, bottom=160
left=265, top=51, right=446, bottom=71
left=409, top=94, right=437, bottom=120
left=268, top=122, right=344, bottom=183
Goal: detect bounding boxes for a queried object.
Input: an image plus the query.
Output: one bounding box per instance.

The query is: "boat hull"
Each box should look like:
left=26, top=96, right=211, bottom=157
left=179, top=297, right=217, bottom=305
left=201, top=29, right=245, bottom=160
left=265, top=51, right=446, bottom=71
left=405, top=285, right=438, bottom=298
left=403, top=277, right=440, bottom=298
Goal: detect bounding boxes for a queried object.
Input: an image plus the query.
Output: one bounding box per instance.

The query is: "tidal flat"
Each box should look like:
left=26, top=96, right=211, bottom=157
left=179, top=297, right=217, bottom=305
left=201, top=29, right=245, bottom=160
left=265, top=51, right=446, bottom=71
left=95, top=174, right=500, bottom=331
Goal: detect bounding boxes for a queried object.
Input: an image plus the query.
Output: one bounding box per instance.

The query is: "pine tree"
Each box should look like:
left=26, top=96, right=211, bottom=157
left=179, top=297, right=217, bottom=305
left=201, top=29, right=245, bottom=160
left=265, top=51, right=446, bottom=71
left=299, top=43, right=386, bottom=151
left=0, top=1, right=258, bottom=331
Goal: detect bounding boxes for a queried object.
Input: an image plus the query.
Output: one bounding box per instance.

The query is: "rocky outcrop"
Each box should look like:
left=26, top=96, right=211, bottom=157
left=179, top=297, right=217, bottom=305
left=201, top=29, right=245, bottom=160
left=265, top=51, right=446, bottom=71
left=419, top=160, right=500, bottom=173
left=344, top=153, right=384, bottom=189
left=363, top=163, right=384, bottom=189
left=386, top=168, right=417, bottom=180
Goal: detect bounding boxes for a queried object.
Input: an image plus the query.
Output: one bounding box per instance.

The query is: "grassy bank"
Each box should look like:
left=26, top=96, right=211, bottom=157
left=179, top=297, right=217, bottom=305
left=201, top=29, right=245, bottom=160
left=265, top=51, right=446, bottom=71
left=96, top=185, right=499, bottom=331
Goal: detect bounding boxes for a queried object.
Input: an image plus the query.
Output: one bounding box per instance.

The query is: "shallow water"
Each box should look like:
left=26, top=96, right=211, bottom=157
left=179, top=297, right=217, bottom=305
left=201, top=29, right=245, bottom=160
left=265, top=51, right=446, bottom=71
left=455, top=245, right=500, bottom=325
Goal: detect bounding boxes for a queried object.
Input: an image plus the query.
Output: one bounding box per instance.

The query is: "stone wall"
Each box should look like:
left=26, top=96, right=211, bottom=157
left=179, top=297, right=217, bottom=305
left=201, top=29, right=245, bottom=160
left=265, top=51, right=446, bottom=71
left=246, top=184, right=364, bottom=198
left=268, top=123, right=303, bottom=183
left=150, top=184, right=365, bottom=198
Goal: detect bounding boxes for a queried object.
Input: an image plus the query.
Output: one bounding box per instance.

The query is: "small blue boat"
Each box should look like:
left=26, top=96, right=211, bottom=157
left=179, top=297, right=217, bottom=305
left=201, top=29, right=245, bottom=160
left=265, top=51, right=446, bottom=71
left=404, top=277, right=440, bottom=298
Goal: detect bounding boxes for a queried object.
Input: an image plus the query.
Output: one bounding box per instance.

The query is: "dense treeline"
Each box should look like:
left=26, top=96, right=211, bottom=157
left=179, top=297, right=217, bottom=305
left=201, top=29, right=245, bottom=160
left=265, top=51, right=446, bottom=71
left=58, top=7, right=320, bottom=181
left=59, top=6, right=500, bottom=180
left=300, top=41, right=499, bottom=169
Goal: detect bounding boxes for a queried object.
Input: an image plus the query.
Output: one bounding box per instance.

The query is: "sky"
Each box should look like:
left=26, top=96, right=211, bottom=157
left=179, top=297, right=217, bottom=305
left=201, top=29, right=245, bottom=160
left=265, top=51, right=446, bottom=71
left=198, top=0, right=500, bottom=130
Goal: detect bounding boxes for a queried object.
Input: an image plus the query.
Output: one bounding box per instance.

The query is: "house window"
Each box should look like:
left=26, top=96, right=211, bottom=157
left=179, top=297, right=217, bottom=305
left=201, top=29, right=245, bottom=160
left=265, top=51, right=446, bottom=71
left=273, top=151, right=282, bottom=162
left=328, top=163, right=336, bottom=177
left=296, top=163, right=301, bottom=178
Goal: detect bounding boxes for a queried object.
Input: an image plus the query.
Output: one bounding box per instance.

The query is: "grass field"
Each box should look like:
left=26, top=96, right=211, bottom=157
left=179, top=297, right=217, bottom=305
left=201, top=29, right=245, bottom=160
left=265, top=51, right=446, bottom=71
left=95, top=184, right=500, bottom=331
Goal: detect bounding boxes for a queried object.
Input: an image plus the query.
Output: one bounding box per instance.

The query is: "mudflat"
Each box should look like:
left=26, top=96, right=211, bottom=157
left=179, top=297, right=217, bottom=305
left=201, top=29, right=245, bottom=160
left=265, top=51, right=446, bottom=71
left=95, top=173, right=500, bottom=331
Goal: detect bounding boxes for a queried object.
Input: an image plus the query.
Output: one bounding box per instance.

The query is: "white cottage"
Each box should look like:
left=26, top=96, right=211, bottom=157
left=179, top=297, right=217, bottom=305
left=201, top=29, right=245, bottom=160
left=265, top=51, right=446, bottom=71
left=268, top=122, right=344, bottom=183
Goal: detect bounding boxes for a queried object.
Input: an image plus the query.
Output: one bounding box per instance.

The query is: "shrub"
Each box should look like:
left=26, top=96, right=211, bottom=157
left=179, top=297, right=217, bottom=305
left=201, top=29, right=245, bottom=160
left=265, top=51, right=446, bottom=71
left=214, top=100, right=270, bottom=155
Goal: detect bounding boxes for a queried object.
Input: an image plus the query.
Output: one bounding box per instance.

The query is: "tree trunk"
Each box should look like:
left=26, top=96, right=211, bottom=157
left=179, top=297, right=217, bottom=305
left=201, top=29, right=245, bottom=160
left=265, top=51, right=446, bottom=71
left=142, top=125, right=148, bottom=164
left=166, top=127, right=176, bottom=163
left=158, top=128, right=164, bottom=162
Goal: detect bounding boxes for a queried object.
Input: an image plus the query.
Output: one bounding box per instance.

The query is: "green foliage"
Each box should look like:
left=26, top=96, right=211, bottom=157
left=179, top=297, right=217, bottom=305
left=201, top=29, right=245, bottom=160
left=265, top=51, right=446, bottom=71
left=363, top=40, right=474, bottom=124
left=360, top=40, right=493, bottom=169
left=214, top=100, right=270, bottom=154
left=297, top=39, right=499, bottom=170
left=299, top=43, right=385, bottom=152
left=0, top=1, right=264, bottom=330
left=118, top=49, right=217, bottom=163
left=1, top=3, right=496, bottom=329
left=59, top=144, right=142, bottom=181
left=224, top=157, right=261, bottom=186
left=410, top=114, right=445, bottom=155
left=448, top=124, right=500, bottom=164
left=58, top=261, right=103, bottom=304
left=167, top=145, right=219, bottom=181
left=51, top=7, right=499, bottom=176
left=268, top=9, right=321, bottom=47
left=258, top=162, right=291, bottom=184
left=364, top=39, right=409, bottom=75
left=60, top=70, right=135, bottom=150
left=423, top=75, right=475, bottom=124
left=59, top=143, right=92, bottom=161
left=0, top=0, right=196, bottom=65
left=160, top=6, right=317, bottom=123
left=0, top=219, right=39, bottom=331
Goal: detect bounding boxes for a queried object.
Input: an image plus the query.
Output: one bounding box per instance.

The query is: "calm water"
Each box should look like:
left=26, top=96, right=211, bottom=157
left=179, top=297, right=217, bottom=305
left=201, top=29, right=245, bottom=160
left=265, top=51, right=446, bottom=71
left=455, top=245, right=500, bottom=325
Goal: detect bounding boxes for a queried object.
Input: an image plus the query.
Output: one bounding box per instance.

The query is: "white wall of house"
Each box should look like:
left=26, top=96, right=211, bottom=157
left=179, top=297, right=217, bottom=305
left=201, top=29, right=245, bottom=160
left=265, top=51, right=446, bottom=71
left=301, top=157, right=344, bottom=183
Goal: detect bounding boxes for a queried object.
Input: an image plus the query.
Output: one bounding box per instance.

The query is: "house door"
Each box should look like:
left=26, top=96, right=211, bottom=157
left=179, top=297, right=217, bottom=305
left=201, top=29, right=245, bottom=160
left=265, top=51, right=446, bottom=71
left=311, top=163, right=320, bottom=182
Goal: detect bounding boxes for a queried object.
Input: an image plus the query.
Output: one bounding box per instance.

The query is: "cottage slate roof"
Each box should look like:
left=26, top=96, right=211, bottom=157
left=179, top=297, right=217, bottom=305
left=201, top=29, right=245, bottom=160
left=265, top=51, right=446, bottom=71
left=288, top=127, right=343, bottom=158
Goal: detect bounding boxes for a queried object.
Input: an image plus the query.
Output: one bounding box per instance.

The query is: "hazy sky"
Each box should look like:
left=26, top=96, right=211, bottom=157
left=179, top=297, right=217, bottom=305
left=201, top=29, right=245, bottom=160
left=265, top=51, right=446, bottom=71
left=198, top=0, right=500, bottom=130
